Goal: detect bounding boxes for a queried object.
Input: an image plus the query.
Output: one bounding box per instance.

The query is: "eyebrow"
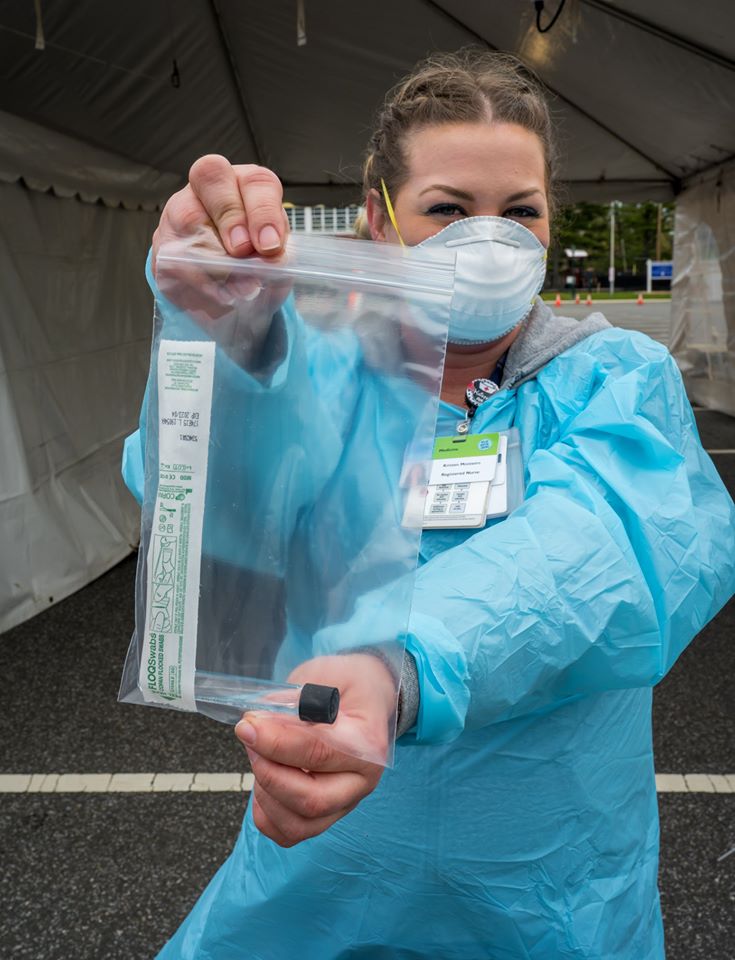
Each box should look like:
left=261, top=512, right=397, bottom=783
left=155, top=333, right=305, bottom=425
left=504, top=188, right=545, bottom=204
left=418, top=184, right=544, bottom=204
left=418, top=184, right=474, bottom=201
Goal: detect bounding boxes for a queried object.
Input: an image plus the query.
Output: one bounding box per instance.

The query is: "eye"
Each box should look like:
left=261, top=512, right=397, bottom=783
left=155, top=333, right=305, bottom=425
left=503, top=205, right=541, bottom=220
left=425, top=203, right=468, bottom=218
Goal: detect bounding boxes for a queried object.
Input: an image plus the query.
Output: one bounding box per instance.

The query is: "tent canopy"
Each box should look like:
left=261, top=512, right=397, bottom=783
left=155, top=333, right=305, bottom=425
left=1, top=1, right=733, bottom=207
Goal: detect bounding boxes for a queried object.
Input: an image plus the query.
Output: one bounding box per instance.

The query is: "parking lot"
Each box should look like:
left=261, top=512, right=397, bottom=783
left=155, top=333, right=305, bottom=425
left=552, top=299, right=673, bottom=347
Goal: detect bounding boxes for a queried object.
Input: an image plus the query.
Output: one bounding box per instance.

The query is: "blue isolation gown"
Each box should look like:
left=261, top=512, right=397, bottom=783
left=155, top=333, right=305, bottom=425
left=124, top=291, right=735, bottom=960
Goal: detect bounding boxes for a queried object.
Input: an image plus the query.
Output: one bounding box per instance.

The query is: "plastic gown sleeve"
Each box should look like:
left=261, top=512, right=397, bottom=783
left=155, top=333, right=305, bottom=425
left=403, top=334, right=735, bottom=743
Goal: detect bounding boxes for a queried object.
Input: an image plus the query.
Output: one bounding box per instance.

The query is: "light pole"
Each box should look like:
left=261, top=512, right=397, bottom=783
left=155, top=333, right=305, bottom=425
left=608, top=201, right=616, bottom=296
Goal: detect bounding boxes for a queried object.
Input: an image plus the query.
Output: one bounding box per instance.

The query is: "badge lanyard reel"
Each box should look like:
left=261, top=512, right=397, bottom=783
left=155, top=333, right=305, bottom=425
left=458, top=362, right=506, bottom=435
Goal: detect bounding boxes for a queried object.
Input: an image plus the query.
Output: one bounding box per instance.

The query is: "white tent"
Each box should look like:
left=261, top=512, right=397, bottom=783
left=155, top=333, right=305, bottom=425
left=1, top=1, right=734, bottom=630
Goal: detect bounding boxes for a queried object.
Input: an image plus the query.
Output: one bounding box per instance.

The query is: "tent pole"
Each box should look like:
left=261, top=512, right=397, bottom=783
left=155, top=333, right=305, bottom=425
left=683, top=153, right=735, bottom=186
left=207, top=0, right=268, bottom=166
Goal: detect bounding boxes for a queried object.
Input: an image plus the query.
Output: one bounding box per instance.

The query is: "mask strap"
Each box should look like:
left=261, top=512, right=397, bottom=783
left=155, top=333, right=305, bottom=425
left=380, top=178, right=405, bottom=247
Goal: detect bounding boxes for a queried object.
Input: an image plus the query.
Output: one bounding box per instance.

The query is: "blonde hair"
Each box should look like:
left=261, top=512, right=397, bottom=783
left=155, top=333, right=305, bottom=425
left=354, top=48, right=557, bottom=238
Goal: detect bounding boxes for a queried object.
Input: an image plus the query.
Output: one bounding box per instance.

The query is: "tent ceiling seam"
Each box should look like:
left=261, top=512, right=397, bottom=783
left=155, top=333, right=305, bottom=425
left=683, top=153, right=735, bottom=186
left=580, top=0, right=734, bottom=73
left=422, top=0, right=679, bottom=183
left=207, top=0, right=266, bottom=166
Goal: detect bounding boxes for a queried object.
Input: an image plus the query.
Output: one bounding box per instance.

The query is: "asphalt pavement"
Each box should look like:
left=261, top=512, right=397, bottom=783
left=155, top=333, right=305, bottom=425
left=1, top=312, right=733, bottom=958
left=552, top=298, right=673, bottom=347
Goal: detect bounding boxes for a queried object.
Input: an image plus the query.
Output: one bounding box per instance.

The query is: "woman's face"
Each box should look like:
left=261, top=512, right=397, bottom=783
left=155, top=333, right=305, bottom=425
left=367, top=121, right=550, bottom=249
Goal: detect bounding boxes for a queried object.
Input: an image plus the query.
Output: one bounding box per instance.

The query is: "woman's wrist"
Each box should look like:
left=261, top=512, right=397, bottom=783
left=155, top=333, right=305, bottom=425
left=338, top=646, right=419, bottom=738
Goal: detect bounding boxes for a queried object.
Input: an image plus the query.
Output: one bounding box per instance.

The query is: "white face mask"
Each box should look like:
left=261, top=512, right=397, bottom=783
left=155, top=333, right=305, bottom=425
left=417, top=217, right=548, bottom=345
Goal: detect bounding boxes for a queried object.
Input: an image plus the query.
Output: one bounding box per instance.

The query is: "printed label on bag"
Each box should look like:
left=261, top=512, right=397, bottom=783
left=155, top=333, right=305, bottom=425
left=140, top=339, right=215, bottom=710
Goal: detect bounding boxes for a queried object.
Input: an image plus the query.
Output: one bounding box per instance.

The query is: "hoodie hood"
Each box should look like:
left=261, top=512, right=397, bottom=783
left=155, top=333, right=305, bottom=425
left=501, top=298, right=611, bottom=390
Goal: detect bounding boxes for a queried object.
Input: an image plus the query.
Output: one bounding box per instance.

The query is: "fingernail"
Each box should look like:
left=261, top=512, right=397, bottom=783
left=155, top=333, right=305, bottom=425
left=235, top=720, right=257, bottom=745
left=242, top=281, right=262, bottom=302
left=230, top=225, right=250, bottom=249
left=258, top=225, right=280, bottom=251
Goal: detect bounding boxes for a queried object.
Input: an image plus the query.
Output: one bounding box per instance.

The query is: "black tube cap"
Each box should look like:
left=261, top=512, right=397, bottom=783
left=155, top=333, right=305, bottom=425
left=298, top=683, right=340, bottom=724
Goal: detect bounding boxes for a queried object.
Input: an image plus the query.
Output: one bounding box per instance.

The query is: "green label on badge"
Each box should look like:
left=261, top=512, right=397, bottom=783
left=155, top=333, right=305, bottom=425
left=433, top=433, right=499, bottom=459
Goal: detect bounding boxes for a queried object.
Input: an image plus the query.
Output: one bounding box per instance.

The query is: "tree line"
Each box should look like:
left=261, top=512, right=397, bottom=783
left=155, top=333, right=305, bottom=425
left=548, top=201, right=675, bottom=290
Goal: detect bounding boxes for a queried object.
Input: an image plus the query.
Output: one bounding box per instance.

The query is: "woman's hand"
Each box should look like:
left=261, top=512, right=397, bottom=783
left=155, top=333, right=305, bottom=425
left=153, top=154, right=289, bottom=271
left=235, top=654, right=397, bottom=847
left=152, top=155, right=292, bottom=366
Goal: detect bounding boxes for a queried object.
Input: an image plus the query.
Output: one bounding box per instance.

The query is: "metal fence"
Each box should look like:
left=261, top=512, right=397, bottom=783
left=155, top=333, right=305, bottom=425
left=284, top=205, right=363, bottom=234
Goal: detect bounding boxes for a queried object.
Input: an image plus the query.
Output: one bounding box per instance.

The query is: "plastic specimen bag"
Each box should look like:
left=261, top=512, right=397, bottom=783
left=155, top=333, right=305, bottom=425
left=119, top=232, right=453, bottom=766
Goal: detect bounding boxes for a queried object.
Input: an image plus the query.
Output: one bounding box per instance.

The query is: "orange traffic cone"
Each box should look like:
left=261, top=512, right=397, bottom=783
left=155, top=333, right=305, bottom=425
left=574, top=293, right=580, bottom=305
left=554, top=293, right=562, bottom=307
left=585, top=293, right=593, bottom=306
left=636, top=292, right=645, bottom=305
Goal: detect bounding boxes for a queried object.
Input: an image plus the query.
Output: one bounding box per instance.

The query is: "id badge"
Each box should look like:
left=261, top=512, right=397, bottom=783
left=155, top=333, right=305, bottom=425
left=401, top=433, right=500, bottom=530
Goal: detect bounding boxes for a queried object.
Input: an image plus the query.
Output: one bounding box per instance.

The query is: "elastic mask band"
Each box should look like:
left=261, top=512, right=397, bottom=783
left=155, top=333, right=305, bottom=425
left=380, top=178, right=405, bottom=247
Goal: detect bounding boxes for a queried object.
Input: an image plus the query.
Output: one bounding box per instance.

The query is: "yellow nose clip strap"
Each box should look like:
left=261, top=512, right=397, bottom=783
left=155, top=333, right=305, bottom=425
left=380, top=178, right=405, bottom=247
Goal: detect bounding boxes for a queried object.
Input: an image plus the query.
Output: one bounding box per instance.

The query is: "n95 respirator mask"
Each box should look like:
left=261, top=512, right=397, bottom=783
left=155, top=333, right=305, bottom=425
left=417, top=217, right=548, bottom=345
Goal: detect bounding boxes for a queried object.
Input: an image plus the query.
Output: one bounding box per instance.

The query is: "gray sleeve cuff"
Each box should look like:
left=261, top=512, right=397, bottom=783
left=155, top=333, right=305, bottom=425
left=337, top=646, right=420, bottom=739
left=396, top=651, right=419, bottom=738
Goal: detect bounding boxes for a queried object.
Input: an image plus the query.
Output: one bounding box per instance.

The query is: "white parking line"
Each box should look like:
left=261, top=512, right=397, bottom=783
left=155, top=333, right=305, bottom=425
left=0, top=773, right=255, bottom=793
left=0, top=773, right=732, bottom=795
left=706, top=449, right=735, bottom=455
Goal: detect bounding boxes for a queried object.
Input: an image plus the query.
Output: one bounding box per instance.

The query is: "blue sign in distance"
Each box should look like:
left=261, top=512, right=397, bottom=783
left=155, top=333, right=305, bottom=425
left=651, top=261, right=673, bottom=280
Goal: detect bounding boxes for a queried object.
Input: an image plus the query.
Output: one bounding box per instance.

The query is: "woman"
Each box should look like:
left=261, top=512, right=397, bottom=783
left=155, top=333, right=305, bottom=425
left=128, top=51, right=734, bottom=958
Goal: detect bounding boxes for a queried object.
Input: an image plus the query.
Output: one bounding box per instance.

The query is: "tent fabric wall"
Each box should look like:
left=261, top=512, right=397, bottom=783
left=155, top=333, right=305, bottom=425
left=0, top=110, right=182, bottom=211
left=0, top=179, right=156, bottom=632
left=670, top=160, right=735, bottom=417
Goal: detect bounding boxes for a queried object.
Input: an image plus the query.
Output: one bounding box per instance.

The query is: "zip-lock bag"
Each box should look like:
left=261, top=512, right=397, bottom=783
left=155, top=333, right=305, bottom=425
left=119, top=232, right=456, bottom=766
